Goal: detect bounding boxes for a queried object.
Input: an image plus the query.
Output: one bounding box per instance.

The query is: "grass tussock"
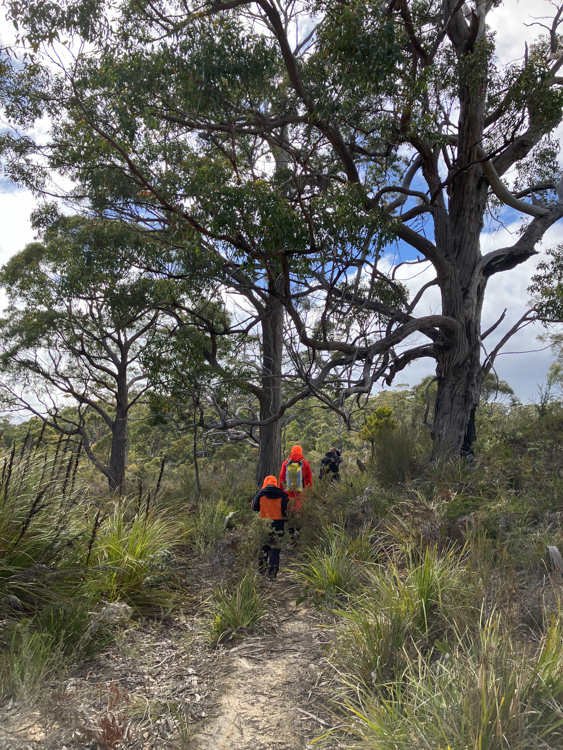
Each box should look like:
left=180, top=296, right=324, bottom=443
left=294, top=524, right=376, bottom=606
left=0, top=601, right=112, bottom=702
left=89, top=508, right=180, bottom=609
left=0, top=447, right=87, bottom=607
left=208, top=569, right=270, bottom=643
left=330, top=545, right=478, bottom=691
left=189, top=498, right=231, bottom=554
left=343, top=613, right=563, bottom=750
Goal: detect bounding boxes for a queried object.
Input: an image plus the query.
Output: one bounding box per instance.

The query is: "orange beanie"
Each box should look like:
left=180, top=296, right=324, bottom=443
left=289, top=445, right=304, bottom=461
left=262, top=475, right=278, bottom=488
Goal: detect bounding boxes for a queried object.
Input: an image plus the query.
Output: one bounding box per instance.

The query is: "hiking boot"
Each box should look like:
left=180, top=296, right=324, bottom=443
left=266, top=569, right=278, bottom=580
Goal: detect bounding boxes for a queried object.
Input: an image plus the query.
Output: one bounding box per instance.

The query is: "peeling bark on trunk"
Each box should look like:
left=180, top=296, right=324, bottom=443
left=108, top=375, right=128, bottom=492
left=255, top=280, right=284, bottom=485
left=432, top=265, right=487, bottom=458
left=431, top=65, right=489, bottom=457
left=432, top=311, right=484, bottom=457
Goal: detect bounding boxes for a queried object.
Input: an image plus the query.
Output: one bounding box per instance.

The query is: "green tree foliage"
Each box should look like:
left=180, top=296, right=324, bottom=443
left=3, top=0, right=563, bottom=467
left=530, top=244, right=563, bottom=324
left=0, top=217, right=210, bottom=490
left=359, top=406, right=397, bottom=460
left=528, top=246, right=563, bottom=394
left=480, top=372, right=516, bottom=407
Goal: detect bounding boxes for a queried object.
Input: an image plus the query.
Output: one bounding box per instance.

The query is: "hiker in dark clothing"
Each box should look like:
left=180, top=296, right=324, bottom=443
left=251, top=476, right=289, bottom=580
left=320, top=447, right=342, bottom=482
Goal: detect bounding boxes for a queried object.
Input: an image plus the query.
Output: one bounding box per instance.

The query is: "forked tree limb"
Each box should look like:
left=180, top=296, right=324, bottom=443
left=481, top=310, right=535, bottom=376
left=476, top=145, right=550, bottom=218
left=481, top=203, right=563, bottom=277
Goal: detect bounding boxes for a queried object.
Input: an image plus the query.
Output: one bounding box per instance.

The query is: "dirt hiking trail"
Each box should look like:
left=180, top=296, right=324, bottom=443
left=190, top=569, right=340, bottom=750
left=0, top=555, right=343, bottom=750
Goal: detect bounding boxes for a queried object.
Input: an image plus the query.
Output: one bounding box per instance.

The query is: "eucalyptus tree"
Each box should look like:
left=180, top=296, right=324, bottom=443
left=0, top=217, right=208, bottom=491
left=2, top=8, right=398, bottom=480
left=5, top=0, right=563, bottom=460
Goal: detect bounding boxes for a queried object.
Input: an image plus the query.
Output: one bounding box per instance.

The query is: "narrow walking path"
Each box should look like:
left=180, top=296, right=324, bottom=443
left=190, top=570, right=339, bottom=750
left=0, top=558, right=342, bottom=750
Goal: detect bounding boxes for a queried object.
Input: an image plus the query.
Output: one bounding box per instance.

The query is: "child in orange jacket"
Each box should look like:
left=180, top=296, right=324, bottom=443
left=251, top=476, right=289, bottom=580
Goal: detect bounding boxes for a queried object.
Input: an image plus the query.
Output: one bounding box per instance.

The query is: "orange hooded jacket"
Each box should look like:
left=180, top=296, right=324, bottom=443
left=251, top=476, right=289, bottom=524
left=279, top=445, right=313, bottom=511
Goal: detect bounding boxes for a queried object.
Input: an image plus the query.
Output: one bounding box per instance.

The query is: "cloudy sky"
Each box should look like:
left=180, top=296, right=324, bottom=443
left=388, top=216, right=563, bottom=401
left=391, top=0, right=563, bottom=401
left=0, top=0, right=561, bottom=402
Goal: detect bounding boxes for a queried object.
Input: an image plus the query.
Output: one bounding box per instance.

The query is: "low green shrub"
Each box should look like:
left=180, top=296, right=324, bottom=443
left=232, top=514, right=276, bottom=570
left=298, top=469, right=388, bottom=544
left=190, top=498, right=230, bottom=554
left=373, top=423, right=420, bottom=484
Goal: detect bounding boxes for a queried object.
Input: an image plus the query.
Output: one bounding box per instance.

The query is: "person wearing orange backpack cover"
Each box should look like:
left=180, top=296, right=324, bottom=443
left=279, top=445, right=313, bottom=540
left=251, top=476, right=289, bottom=580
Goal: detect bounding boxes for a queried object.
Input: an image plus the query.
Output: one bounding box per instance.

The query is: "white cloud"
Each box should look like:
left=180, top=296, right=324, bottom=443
left=0, top=189, right=37, bottom=263
left=488, top=0, right=556, bottom=64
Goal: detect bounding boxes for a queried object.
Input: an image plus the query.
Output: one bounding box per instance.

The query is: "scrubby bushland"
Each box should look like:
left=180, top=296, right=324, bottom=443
left=294, top=491, right=563, bottom=749
left=5, top=381, right=563, bottom=747
left=0, top=445, right=187, bottom=703
left=286, top=394, right=563, bottom=749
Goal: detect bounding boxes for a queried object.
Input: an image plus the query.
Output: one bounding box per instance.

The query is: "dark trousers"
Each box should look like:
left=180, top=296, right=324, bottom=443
left=320, top=468, right=340, bottom=483
left=259, top=543, right=280, bottom=574
left=259, top=524, right=284, bottom=574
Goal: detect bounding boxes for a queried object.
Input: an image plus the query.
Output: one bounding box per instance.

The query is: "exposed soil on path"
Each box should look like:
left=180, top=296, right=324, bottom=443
left=0, top=551, right=343, bottom=750
left=190, top=570, right=340, bottom=750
